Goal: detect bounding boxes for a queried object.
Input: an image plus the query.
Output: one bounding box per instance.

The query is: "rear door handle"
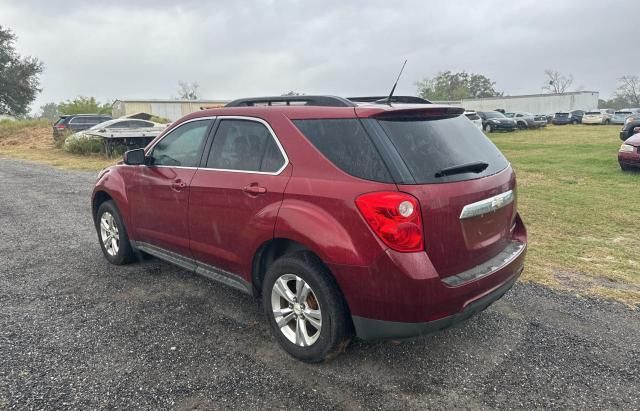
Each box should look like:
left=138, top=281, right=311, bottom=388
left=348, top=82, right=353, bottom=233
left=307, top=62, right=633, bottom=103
left=242, top=184, right=267, bottom=195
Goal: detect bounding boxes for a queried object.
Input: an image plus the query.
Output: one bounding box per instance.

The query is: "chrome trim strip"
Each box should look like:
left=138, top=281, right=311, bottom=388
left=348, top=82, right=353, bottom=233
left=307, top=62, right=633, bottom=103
left=459, top=190, right=514, bottom=220
left=146, top=115, right=289, bottom=176
left=441, top=240, right=526, bottom=287
left=133, top=241, right=252, bottom=295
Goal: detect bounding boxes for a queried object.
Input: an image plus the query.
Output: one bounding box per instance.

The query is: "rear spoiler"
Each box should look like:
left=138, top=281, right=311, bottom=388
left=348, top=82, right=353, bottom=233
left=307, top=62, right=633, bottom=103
left=368, top=106, right=465, bottom=120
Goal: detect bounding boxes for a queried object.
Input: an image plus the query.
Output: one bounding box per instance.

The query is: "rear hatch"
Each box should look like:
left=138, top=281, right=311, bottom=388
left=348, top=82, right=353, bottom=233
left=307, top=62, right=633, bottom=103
left=367, top=109, right=517, bottom=279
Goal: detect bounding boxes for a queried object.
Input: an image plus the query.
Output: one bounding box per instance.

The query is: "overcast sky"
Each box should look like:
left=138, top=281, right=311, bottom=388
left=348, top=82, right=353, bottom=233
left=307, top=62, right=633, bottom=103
left=3, top=0, right=638, bottom=113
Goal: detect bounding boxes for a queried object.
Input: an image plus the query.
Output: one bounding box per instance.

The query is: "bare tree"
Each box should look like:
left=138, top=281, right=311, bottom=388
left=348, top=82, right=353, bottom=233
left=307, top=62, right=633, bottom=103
left=615, top=75, right=640, bottom=106
left=542, top=70, right=573, bottom=94
left=177, top=81, right=199, bottom=100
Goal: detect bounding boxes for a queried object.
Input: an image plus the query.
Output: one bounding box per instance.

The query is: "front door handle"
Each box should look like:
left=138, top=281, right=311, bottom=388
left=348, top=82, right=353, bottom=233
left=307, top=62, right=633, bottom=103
left=171, top=179, right=187, bottom=192
left=242, top=184, right=267, bottom=195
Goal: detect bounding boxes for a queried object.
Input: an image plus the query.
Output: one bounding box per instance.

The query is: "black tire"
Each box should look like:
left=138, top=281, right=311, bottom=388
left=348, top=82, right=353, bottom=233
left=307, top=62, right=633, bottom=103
left=96, top=200, right=135, bottom=265
left=262, top=252, right=352, bottom=363
left=605, top=119, right=610, bottom=125
left=572, top=120, right=578, bottom=125
left=484, top=124, right=492, bottom=133
left=517, top=122, right=527, bottom=130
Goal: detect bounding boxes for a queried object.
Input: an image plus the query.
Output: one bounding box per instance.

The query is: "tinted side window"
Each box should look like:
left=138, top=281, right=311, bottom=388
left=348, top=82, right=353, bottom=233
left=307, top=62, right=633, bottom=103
left=151, top=119, right=211, bottom=167
left=293, top=119, right=392, bottom=183
left=206, top=119, right=285, bottom=172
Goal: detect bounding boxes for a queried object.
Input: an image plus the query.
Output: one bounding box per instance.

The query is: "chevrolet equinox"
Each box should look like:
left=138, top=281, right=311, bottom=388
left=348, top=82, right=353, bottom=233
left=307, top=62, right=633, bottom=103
left=92, top=95, right=527, bottom=363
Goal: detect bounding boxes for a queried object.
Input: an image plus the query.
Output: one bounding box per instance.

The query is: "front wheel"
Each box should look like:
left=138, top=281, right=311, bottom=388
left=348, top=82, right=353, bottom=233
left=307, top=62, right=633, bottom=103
left=263, top=252, right=352, bottom=363
left=96, top=200, right=134, bottom=265
left=484, top=124, right=492, bottom=133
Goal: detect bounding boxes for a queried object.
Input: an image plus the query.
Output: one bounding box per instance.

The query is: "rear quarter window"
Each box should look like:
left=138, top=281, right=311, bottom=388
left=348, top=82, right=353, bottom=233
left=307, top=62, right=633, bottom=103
left=293, top=119, right=393, bottom=183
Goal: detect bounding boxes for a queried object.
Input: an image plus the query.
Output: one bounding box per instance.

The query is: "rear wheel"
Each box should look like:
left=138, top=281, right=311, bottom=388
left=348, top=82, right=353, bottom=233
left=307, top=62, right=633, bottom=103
left=517, top=122, right=527, bottom=130
left=263, top=252, right=352, bottom=363
left=96, top=201, right=134, bottom=265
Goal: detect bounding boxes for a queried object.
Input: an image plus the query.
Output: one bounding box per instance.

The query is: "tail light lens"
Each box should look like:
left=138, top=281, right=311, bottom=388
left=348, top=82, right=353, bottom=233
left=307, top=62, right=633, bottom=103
left=55, top=124, right=65, bottom=129
left=355, top=192, right=424, bottom=252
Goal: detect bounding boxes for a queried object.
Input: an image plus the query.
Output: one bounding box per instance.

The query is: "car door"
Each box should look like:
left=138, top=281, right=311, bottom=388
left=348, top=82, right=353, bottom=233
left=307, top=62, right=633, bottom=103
left=128, top=118, right=213, bottom=257
left=188, top=117, right=291, bottom=279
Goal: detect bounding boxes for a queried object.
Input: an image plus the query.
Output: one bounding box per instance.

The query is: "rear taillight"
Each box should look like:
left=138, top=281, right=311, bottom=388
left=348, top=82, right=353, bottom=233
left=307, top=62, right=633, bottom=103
left=355, top=192, right=424, bottom=252
left=55, top=124, right=65, bottom=129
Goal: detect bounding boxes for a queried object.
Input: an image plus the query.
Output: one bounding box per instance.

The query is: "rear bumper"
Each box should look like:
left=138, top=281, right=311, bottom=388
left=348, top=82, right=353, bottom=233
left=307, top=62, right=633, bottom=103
left=352, top=268, right=522, bottom=340
left=329, top=214, right=527, bottom=340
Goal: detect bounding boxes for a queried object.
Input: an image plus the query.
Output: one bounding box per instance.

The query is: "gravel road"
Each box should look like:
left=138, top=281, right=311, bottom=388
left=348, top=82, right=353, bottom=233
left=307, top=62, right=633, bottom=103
left=1, top=158, right=639, bottom=410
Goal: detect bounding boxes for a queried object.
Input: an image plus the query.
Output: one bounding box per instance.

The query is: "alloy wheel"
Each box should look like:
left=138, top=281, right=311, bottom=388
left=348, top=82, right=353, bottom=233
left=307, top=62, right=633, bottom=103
left=100, top=211, right=120, bottom=256
left=271, top=274, right=322, bottom=347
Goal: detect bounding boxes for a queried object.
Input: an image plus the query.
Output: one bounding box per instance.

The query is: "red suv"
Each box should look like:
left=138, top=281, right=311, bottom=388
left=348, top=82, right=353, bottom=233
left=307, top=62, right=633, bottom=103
left=92, top=95, right=527, bottom=362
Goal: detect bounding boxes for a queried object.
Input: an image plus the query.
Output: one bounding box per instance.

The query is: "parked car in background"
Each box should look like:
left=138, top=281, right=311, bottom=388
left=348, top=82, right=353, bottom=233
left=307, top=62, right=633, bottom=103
left=477, top=111, right=517, bottom=132
left=505, top=112, right=547, bottom=129
left=620, top=113, right=640, bottom=140
left=551, top=110, right=584, bottom=125
left=464, top=110, right=483, bottom=130
left=582, top=109, right=613, bottom=125
left=611, top=111, right=633, bottom=125
left=618, top=127, right=640, bottom=171
left=64, top=118, right=167, bottom=148
left=92, top=95, right=527, bottom=362
left=53, top=114, right=112, bottom=140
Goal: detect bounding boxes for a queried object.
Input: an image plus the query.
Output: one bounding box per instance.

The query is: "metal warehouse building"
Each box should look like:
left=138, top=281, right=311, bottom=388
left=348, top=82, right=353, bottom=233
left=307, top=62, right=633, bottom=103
left=457, top=91, right=599, bottom=114
left=112, top=99, right=230, bottom=121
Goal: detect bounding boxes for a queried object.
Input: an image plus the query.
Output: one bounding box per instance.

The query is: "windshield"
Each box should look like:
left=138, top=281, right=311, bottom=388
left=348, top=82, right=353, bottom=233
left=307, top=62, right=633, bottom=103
left=483, top=112, right=505, bottom=119
left=376, top=115, right=509, bottom=184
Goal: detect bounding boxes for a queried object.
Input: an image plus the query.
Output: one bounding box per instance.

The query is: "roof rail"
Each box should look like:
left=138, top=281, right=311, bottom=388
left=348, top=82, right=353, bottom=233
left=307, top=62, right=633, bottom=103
left=225, top=95, right=355, bottom=108
left=348, top=96, right=432, bottom=104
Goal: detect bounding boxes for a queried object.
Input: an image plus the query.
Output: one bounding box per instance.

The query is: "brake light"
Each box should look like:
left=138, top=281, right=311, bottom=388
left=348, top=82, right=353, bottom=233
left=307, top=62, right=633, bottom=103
left=55, top=124, right=65, bottom=129
left=355, top=192, right=423, bottom=252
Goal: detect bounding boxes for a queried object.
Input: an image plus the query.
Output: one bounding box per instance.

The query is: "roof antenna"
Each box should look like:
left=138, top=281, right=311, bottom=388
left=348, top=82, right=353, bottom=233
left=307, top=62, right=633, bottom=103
left=385, top=59, right=407, bottom=105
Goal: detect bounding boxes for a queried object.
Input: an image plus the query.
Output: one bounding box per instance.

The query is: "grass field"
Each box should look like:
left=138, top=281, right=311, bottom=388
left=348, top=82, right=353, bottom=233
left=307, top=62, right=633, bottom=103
left=490, top=125, right=639, bottom=306
left=0, top=120, right=638, bottom=306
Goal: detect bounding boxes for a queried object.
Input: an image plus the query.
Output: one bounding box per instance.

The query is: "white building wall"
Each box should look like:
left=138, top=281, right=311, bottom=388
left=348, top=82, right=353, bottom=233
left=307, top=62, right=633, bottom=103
left=460, top=91, right=599, bottom=114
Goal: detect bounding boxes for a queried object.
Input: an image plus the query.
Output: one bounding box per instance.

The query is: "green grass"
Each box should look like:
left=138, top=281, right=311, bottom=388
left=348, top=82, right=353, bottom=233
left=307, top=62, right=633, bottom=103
left=490, top=125, right=640, bottom=306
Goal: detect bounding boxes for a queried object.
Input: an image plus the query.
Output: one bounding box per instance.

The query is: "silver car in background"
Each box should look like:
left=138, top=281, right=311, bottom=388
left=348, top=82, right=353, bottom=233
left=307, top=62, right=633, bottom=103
left=582, top=109, right=614, bottom=125
left=506, top=112, right=547, bottom=129
left=464, top=111, right=483, bottom=130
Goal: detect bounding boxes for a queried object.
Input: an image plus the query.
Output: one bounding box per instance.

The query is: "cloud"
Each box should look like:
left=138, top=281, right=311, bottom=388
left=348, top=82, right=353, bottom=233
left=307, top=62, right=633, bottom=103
left=3, top=0, right=637, bottom=113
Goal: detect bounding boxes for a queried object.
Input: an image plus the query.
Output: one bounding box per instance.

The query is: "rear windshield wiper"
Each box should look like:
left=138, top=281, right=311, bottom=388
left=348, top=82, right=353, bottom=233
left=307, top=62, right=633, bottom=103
left=434, top=161, right=489, bottom=178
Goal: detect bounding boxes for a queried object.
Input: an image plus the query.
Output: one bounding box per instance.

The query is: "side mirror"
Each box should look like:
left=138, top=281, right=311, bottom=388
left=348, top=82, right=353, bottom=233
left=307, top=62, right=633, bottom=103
left=123, top=148, right=146, bottom=165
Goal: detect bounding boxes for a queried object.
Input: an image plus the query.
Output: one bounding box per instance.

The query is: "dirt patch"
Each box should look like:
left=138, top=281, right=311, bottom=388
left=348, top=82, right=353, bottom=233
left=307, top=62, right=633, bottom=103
left=554, top=270, right=640, bottom=293
left=0, top=124, right=53, bottom=149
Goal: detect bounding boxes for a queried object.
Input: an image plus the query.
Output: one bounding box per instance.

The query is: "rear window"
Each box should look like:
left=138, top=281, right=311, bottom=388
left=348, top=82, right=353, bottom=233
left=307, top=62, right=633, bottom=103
left=586, top=111, right=600, bottom=115
left=465, top=113, right=480, bottom=120
left=555, top=113, right=569, bottom=117
left=293, top=119, right=393, bottom=183
left=54, top=117, right=68, bottom=126
left=376, top=115, right=509, bottom=184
